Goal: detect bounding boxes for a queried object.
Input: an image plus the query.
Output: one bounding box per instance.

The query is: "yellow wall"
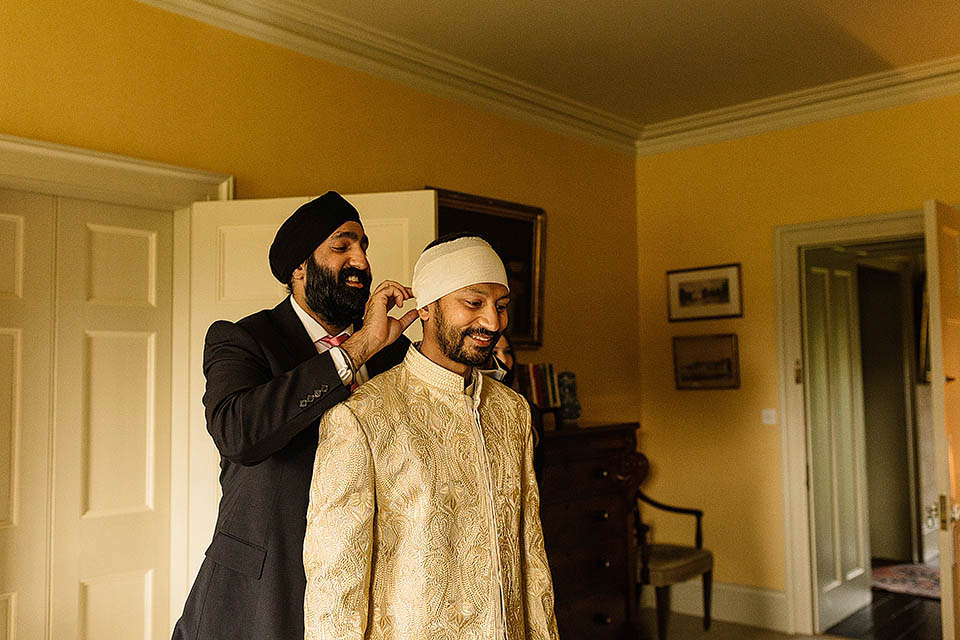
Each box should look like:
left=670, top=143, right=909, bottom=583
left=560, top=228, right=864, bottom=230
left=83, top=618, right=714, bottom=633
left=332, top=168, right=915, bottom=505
left=12, top=0, right=960, bottom=599
left=636, top=95, right=960, bottom=589
left=1, top=0, right=640, bottom=420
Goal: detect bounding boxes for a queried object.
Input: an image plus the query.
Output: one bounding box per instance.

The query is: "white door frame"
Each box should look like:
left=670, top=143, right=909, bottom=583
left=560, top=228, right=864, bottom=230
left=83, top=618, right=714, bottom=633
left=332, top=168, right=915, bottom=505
left=0, top=133, right=233, bottom=633
left=774, top=210, right=923, bottom=633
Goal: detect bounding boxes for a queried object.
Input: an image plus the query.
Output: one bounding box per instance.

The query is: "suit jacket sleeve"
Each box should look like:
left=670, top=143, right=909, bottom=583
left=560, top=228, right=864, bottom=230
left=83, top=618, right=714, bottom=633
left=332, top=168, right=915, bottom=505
left=519, top=403, right=560, bottom=639
left=303, top=403, right=374, bottom=640
left=202, top=318, right=349, bottom=465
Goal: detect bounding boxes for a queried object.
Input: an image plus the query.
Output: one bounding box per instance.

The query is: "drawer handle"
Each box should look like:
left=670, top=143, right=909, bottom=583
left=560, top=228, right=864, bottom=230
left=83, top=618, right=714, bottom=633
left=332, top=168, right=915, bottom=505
left=595, top=468, right=609, bottom=479
left=593, top=613, right=613, bottom=625
left=599, top=558, right=611, bottom=569
left=595, top=510, right=610, bottom=521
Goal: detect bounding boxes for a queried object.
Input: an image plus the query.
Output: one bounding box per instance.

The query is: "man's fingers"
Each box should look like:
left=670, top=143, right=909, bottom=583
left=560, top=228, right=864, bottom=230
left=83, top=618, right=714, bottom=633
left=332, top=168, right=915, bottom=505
left=382, top=291, right=406, bottom=314
left=369, top=281, right=413, bottom=315
left=396, top=308, right=419, bottom=331
left=373, top=280, right=412, bottom=298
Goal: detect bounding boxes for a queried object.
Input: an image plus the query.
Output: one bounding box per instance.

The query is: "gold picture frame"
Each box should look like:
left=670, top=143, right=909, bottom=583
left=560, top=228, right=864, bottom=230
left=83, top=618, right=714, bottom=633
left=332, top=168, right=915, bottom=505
left=673, top=334, right=740, bottom=390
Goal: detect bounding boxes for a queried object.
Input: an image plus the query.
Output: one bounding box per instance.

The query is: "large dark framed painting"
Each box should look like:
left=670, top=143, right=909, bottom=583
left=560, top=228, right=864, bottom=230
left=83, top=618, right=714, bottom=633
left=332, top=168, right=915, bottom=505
left=430, top=187, right=545, bottom=347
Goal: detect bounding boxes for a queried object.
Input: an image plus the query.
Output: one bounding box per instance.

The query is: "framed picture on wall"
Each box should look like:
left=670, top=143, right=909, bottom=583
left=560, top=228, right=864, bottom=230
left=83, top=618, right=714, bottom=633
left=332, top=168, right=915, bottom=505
left=666, top=263, right=742, bottom=321
left=673, top=333, right=740, bottom=390
left=429, top=187, right=546, bottom=347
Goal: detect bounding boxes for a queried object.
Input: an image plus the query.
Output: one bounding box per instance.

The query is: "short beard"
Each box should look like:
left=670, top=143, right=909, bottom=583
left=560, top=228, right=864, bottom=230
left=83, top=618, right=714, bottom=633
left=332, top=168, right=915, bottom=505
left=304, top=258, right=371, bottom=329
left=433, top=302, right=500, bottom=367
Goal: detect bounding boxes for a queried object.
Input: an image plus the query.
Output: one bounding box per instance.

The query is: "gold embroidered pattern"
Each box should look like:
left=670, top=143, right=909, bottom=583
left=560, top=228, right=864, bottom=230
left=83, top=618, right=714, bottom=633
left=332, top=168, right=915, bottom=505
left=304, top=347, right=558, bottom=640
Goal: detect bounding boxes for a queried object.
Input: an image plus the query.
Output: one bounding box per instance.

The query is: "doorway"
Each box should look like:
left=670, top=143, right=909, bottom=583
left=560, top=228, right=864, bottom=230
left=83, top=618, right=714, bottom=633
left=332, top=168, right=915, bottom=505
left=777, top=206, right=960, bottom=637
left=851, top=239, right=936, bottom=569
left=774, top=210, right=924, bottom=635
left=0, top=134, right=231, bottom=639
left=801, top=239, right=937, bottom=633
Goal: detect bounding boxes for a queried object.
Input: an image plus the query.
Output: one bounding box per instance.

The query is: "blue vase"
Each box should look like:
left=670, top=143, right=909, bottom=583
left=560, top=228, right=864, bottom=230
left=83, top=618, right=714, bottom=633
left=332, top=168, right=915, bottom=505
left=557, top=371, right=581, bottom=424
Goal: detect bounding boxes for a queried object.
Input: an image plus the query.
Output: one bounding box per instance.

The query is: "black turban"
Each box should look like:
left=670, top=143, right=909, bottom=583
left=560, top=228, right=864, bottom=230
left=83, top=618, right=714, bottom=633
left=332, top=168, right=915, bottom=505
left=268, top=191, right=362, bottom=283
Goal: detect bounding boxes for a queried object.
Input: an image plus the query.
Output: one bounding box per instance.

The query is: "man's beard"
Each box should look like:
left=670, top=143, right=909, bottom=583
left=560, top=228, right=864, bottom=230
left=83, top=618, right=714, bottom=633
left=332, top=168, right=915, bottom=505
left=433, top=302, right=500, bottom=367
left=304, top=258, right=371, bottom=329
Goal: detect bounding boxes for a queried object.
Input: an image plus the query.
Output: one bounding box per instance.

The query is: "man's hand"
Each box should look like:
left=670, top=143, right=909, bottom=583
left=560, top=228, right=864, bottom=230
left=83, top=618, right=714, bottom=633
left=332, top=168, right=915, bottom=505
left=341, top=280, right=417, bottom=368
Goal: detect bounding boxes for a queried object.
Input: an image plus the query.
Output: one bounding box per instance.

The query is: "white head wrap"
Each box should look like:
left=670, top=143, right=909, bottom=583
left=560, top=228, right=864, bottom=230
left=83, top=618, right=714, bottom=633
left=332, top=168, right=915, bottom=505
left=412, top=236, right=509, bottom=309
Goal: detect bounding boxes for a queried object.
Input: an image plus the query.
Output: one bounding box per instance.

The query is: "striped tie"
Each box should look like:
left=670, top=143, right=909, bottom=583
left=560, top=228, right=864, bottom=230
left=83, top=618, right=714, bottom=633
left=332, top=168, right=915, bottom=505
left=319, top=333, right=357, bottom=389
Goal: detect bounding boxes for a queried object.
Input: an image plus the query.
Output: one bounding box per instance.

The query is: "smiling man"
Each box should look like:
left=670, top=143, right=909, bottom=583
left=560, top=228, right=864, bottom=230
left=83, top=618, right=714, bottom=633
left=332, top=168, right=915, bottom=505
left=172, top=192, right=417, bottom=640
left=303, top=234, right=558, bottom=640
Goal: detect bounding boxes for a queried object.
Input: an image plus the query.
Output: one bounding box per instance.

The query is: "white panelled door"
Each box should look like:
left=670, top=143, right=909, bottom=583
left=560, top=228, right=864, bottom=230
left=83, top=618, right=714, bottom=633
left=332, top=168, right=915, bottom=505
left=802, top=246, right=872, bottom=632
left=0, top=188, right=174, bottom=640
left=180, top=190, right=437, bottom=590
left=52, top=198, right=174, bottom=640
left=0, top=189, right=56, bottom=640
left=1, top=180, right=436, bottom=637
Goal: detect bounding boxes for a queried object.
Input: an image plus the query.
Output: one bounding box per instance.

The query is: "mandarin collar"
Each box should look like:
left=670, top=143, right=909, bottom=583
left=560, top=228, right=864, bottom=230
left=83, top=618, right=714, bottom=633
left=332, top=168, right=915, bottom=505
left=405, top=343, right=482, bottom=398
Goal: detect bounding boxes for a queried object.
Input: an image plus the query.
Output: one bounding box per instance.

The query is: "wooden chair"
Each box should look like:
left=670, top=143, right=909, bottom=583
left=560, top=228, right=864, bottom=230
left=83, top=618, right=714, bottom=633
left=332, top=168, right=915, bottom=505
left=635, top=454, right=713, bottom=640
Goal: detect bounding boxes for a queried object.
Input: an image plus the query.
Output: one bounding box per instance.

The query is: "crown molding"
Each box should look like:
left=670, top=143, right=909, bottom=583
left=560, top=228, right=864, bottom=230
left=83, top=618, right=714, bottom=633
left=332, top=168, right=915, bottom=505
left=0, top=134, right=233, bottom=208
left=636, top=56, right=960, bottom=156
left=136, top=0, right=641, bottom=154
left=137, top=1, right=960, bottom=158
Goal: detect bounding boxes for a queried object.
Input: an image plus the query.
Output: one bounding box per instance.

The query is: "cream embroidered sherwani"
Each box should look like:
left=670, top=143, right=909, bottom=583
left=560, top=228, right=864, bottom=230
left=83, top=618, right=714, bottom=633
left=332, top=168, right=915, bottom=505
left=303, top=345, right=558, bottom=640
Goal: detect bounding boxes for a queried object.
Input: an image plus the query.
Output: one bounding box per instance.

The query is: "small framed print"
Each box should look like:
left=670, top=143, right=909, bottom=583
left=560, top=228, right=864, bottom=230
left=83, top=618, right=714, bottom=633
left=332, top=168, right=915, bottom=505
left=673, top=334, right=740, bottom=390
left=666, top=263, right=742, bottom=322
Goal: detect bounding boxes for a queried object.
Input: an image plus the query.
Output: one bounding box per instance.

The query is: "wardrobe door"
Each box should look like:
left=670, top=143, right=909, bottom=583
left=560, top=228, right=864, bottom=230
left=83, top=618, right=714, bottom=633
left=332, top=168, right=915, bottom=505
left=0, top=188, right=55, bottom=640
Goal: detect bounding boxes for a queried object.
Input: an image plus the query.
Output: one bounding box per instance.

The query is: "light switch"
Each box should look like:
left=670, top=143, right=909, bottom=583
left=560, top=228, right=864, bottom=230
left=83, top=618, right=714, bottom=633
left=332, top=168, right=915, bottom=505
left=762, top=408, right=777, bottom=425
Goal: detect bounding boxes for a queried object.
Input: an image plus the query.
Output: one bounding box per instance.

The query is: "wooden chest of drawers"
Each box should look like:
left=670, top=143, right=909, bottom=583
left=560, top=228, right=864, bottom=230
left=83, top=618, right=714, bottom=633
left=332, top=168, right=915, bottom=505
left=539, top=423, right=642, bottom=640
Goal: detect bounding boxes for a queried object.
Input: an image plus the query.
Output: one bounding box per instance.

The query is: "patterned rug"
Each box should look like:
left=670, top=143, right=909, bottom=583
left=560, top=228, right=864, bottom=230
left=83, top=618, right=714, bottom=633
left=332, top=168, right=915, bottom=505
left=871, top=563, right=940, bottom=599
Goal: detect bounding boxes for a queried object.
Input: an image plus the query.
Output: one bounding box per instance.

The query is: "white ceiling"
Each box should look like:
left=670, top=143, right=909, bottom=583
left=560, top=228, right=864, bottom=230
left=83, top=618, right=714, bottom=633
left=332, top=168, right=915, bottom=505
left=143, top=0, right=960, bottom=153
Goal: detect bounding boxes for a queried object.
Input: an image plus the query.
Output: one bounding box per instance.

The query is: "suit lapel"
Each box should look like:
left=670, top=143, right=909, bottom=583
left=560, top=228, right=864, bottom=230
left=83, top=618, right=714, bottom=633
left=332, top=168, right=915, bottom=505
left=265, top=298, right=317, bottom=366
left=266, top=297, right=408, bottom=375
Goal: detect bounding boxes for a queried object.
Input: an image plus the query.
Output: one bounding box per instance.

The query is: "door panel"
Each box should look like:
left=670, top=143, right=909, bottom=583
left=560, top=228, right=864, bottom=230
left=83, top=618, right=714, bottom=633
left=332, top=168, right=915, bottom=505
left=803, top=247, right=872, bottom=631
left=0, top=188, right=56, bottom=639
left=0, top=188, right=173, bottom=639
left=52, top=198, right=172, bottom=639
left=924, top=199, right=960, bottom=639
left=183, top=190, right=437, bottom=584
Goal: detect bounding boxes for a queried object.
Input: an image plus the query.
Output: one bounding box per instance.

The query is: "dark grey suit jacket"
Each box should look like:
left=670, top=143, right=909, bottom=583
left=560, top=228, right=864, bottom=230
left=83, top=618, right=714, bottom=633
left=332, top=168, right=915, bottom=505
left=172, top=299, right=409, bottom=640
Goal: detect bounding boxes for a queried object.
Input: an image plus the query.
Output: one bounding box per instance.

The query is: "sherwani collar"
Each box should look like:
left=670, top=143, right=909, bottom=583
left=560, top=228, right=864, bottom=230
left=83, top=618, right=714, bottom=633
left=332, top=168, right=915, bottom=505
left=405, top=344, right=482, bottom=399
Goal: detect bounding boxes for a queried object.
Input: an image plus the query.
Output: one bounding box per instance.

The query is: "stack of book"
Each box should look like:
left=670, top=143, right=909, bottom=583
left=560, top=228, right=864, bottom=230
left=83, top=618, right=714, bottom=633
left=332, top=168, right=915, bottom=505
left=515, top=363, right=561, bottom=410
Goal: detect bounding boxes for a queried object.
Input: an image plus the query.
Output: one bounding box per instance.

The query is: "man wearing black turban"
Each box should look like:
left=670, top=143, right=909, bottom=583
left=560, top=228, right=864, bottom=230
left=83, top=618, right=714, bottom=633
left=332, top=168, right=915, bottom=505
left=172, top=191, right=417, bottom=640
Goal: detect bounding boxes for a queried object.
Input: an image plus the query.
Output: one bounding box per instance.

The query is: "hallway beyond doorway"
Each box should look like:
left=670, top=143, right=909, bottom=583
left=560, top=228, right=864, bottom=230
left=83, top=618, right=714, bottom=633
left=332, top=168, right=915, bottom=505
left=825, top=589, right=941, bottom=639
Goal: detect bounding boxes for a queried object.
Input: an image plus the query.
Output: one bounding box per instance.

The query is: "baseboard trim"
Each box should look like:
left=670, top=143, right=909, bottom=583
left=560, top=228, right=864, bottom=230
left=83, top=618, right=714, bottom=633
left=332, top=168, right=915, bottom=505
left=639, top=579, right=791, bottom=633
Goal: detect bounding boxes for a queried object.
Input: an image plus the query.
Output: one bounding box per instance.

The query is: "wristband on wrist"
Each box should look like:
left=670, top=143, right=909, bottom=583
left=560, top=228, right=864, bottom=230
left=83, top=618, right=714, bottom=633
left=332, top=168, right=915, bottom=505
left=337, top=346, right=357, bottom=384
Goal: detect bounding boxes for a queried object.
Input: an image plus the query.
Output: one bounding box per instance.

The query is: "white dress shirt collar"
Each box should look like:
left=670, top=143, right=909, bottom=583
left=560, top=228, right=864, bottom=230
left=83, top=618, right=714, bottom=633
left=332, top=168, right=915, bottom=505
left=289, top=295, right=352, bottom=345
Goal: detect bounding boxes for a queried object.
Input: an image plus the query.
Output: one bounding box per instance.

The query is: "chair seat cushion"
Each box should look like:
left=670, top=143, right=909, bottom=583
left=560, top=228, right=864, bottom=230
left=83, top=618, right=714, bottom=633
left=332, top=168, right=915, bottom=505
left=643, top=544, right=713, bottom=586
